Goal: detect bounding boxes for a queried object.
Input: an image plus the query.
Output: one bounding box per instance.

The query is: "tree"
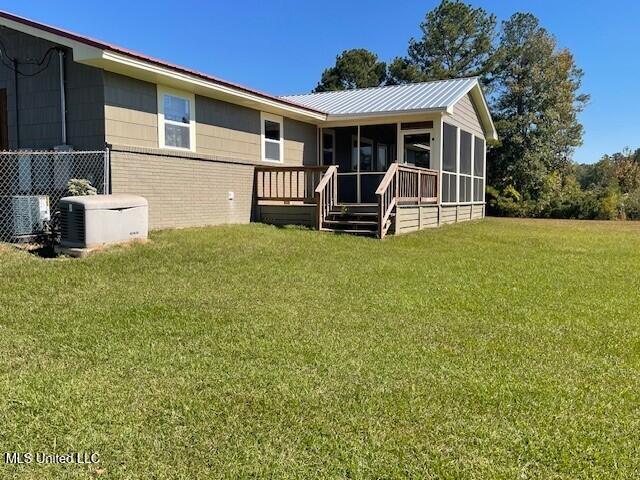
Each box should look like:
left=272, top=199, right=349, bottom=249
left=387, top=0, right=497, bottom=85
left=488, top=13, right=589, bottom=199
left=313, top=49, right=387, bottom=92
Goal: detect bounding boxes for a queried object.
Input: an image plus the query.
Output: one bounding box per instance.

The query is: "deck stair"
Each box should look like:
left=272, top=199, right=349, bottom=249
left=321, top=204, right=393, bottom=237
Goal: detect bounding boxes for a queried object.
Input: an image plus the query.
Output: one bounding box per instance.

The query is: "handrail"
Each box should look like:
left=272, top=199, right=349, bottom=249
left=376, top=162, right=439, bottom=239
left=314, top=165, right=338, bottom=230
left=255, top=165, right=329, bottom=203
left=376, top=163, right=398, bottom=239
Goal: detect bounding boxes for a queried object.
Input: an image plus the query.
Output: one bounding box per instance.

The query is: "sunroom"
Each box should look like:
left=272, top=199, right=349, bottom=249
left=254, top=77, right=497, bottom=238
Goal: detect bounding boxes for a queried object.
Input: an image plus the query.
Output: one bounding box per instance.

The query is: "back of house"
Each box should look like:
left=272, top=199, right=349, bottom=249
left=0, top=10, right=497, bottom=239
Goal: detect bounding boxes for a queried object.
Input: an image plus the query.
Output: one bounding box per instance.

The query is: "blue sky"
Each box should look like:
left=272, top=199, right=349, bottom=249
left=1, top=0, right=638, bottom=163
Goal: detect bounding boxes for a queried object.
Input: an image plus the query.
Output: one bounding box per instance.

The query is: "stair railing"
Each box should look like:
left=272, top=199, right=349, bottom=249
left=314, top=165, right=339, bottom=230
left=375, top=163, right=399, bottom=239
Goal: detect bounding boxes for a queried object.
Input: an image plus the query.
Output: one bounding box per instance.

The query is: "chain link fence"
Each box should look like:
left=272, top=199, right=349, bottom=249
left=0, top=150, right=109, bottom=242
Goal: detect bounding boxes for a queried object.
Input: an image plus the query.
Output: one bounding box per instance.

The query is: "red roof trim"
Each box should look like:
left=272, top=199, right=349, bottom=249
left=0, top=10, right=326, bottom=115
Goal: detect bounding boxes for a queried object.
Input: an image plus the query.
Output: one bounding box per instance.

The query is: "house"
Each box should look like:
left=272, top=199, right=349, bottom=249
left=0, top=10, right=497, bottom=239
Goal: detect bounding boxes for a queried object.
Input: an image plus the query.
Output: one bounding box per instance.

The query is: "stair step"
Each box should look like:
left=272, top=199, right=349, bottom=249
left=323, top=228, right=378, bottom=236
left=324, top=219, right=378, bottom=226
left=329, top=211, right=379, bottom=217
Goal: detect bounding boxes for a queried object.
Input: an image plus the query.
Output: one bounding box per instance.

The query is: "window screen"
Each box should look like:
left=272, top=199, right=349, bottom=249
left=443, top=123, right=457, bottom=173
left=460, top=131, right=472, bottom=175
left=474, top=177, right=484, bottom=202
left=442, top=172, right=457, bottom=203
left=474, top=137, right=485, bottom=177
left=460, top=176, right=472, bottom=203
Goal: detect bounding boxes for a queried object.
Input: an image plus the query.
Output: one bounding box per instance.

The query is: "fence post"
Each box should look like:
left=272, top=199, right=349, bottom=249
left=104, top=146, right=111, bottom=195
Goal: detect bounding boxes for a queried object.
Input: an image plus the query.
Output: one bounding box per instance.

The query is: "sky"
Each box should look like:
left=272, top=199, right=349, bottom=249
left=0, top=0, right=637, bottom=164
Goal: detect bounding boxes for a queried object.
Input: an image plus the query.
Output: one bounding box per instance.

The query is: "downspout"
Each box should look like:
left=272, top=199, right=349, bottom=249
left=58, top=49, right=67, bottom=145
left=13, top=58, right=19, bottom=148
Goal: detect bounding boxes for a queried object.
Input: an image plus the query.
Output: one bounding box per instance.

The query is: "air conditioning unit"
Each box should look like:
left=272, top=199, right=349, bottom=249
left=0, top=195, right=50, bottom=240
left=58, top=194, right=148, bottom=249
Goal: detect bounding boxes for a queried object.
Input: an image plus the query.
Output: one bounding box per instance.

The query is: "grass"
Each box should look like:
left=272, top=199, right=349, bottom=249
left=1, top=217, right=639, bottom=479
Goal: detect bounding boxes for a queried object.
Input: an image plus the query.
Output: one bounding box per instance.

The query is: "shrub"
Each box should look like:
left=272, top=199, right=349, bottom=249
left=66, top=178, right=97, bottom=196
left=623, top=189, right=640, bottom=220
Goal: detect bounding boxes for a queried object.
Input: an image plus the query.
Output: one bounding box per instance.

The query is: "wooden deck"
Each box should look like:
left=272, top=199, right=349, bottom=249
left=254, top=164, right=442, bottom=238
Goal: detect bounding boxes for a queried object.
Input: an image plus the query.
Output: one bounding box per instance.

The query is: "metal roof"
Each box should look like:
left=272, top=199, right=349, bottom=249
left=281, top=77, right=479, bottom=117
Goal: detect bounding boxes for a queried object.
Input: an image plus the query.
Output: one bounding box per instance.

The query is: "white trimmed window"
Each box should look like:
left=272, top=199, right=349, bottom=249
left=261, top=112, right=283, bottom=163
left=158, top=86, right=196, bottom=151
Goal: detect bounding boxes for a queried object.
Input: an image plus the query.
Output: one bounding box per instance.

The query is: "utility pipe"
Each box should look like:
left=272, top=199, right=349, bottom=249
left=58, top=49, right=66, bottom=145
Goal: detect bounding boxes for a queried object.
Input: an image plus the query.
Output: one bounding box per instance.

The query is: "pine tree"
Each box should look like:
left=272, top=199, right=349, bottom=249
left=488, top=13, right=589, bottom=198
left=388, top=0, right=497, bottom=85
left=313, top=49, right=387, bottom=92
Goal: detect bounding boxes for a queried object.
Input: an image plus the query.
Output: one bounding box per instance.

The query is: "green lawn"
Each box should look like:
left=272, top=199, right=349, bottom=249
left=1, top=218, right=639, bottom=479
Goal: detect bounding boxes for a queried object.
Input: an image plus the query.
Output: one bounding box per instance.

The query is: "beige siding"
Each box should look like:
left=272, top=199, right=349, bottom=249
left=471, top=204, right=485, bottom=220
left=196, top=95, right=260, bottom=162
left=393, top=204, right=484, bottom=235
left=457, top=205, right=472, bottom=222
left=448, top=93, right=484, bottom=138
left=283, top=118, right=317, bottom=166
left=104, top=72, right=158, bottom=148
left=103, top=74, right=318, bottom=166
left=110, top=146, right=254, bottom=229
left=440, top=206, right=458, bottom=225
left=395, top=206, right=439, bottom=235
left=257, top=205, right=315, bottom=227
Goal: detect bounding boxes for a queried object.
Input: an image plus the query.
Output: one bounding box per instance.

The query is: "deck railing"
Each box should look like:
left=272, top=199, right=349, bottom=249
left=376, top=163, right=439, bottom=239
left=397, top=164, right=439, bottom=204
left=254, top=165, right=329, bottom=203
left=314, top=165, right=338, bottom=230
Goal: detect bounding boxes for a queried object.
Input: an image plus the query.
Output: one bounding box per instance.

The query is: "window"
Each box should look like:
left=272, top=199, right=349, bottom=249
left=403, top=133, right=431, bottom=168
left=322, top=130, right=335, bottom=165
left=261, top=112, right=283, bottom=162
left=158, top=86, right=195, bottom=151
left=473, top=136, right=485, bottom=202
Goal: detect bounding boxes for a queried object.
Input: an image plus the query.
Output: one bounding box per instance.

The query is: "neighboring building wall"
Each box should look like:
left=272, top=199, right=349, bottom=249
left=0, top=26, right=105, bottom=150
left=448, top=93, right=483, bottom=138
left=110, top=146, right=254, bottom=229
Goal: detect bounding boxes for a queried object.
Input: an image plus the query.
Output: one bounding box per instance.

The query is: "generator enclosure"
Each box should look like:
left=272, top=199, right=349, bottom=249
left=59, top=194, right=148, bottom=248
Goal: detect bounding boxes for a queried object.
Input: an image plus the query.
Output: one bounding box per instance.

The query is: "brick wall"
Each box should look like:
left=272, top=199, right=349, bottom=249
left=110, top=146, right=255, bottom=230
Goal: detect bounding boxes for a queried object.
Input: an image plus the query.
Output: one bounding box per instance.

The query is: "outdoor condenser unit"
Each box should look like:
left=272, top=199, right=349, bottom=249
left=58, top=194, right=148, bottom=248
left=2, top=195, right=51, bottom=239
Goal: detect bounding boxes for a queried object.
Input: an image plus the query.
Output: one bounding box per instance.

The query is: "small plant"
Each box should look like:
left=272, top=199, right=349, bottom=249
left=32, top=211, right=60, bottom=258
left=66, top=178, right=97, bottom=196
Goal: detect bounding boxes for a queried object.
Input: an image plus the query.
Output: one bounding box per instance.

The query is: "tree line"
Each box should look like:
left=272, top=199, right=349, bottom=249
left=314, top=0, right=637, bottom=220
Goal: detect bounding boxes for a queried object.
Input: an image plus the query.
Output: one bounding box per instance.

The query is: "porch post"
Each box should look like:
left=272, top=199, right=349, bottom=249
left=356, top=125, right=361, bottom=203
